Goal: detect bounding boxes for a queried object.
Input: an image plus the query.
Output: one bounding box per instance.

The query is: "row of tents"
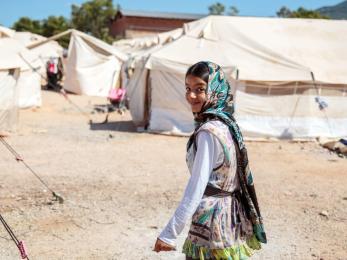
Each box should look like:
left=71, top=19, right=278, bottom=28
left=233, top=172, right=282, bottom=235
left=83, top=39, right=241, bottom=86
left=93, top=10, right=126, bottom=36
left=1, top=15, right=347, bottom=139
left=0, top=26, right=62, bottom=131
left=0, top=27, right=127, bottom=132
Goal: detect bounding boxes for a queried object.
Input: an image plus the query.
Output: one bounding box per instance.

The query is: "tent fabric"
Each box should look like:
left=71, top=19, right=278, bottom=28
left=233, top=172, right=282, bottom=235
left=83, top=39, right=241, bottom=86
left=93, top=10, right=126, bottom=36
left=0, top=70, right=19, bottom=131
left=30, top=41, right=63, bottom=81
left=149, top=70, right=194, bottom=134
left=126, top=59, right=148, bottom=126
left=16, top=71, right=42, bottom=108
left=234, top=90, right=347, bottom=139
left=0, top=38, right=37, bottom=70
left=13, top=32, right=46, bottom=45
left=147, top=36, right=309, bottom=81
left=147, top=69, right=237, bottom=134
left=20, top=29, right=127, bottom=97
left=128, top=55, right=235, bottom=132
left=113, top=28, right=183, bottom=55
left=0, top=31, right=21, bottom=130
left=126, top=15, right=347, bottom=139
left=183, top=16, right=347, bottom=84
left=63, top=30, right=126, bottom=97
left=12, top=33, right=57, bottom=108
left=0, top=25, right=15, bottom=38
left=14, top=32, right=63, bottom=71
left=0, top=37, right=42, bottom=108
left=77, top=31, right=127, bottom=62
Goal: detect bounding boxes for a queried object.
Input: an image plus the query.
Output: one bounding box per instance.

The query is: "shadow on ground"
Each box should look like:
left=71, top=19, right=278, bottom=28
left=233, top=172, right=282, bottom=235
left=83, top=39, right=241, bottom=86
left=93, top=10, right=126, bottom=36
left=89, top=120, right=137, bottom=133
left=92, top=104, right=116, bottom=113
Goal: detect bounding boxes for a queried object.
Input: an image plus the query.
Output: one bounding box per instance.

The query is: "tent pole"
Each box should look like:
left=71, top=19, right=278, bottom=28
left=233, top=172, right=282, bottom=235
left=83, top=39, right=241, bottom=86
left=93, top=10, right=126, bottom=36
left=26, top=29, right=73, bottom=49
left=294, top=82, right=297, bottom=95
left=144, top=69, right=151, bottom=130
left=267, top=84, right=271, bottom=95
left=310, top=71, right=320, bottom=96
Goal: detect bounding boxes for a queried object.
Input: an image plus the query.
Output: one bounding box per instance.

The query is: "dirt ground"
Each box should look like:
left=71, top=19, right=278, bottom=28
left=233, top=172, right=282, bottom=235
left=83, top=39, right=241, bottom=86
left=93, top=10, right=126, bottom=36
left=0, top=90, right=346, bottom=260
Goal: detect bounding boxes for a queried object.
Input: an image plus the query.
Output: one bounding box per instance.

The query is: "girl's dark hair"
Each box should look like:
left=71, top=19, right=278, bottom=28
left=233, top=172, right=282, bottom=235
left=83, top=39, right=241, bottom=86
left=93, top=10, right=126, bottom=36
left=186, top=62, right=210, bottom=84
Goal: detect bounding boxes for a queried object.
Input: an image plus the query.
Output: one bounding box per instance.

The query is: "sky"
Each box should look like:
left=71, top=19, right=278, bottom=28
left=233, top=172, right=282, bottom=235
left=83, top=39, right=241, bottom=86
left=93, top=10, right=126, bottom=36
left=0, top=0, right=343, bottom=27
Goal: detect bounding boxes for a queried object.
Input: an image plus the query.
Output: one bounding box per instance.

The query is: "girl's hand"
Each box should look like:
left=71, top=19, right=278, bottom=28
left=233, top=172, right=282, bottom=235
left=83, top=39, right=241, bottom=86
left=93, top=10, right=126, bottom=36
left=153, top=238, right=175, bottom=252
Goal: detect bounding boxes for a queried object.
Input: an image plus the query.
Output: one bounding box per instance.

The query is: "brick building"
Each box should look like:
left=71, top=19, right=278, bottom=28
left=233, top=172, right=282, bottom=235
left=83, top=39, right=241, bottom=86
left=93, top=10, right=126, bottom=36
left=109, top=10, right=205, bottom=39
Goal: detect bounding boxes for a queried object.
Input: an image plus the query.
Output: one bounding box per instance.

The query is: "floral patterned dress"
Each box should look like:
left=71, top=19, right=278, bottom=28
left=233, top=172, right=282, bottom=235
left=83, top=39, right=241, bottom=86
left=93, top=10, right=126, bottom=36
left=183, top=120, right=261, bottom=260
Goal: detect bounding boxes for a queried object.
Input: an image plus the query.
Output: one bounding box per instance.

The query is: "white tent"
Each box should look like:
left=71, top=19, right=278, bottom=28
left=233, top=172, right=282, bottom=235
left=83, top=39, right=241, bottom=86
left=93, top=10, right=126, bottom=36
left=0, top=68, right=19, bottom=132
left=0, top=27, right=50, bottom=109
left=0, top=25, right=15, bottom=38
left=62, top=30, right=128, bottom=97
left=0, top=37, right=21, bottom=131
left=27, top=29, right=128, bottom=97
left=13, top=31, right=46, bottom=44
left=118, top=29, right=186, bottom=126
left=113, top=28, right=183, bottom=55
left=0, top=37, right=42, bottom=109
left=15, top=31, right=63, bottom=70
left=115, top=28, right=183, bottom=91
left=127, top=16, right=347, bottom=139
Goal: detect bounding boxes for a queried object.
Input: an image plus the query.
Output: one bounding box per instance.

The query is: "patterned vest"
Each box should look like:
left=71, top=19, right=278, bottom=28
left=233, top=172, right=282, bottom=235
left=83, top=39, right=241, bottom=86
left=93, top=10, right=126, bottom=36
left=185, top=120, right=253, bottom=249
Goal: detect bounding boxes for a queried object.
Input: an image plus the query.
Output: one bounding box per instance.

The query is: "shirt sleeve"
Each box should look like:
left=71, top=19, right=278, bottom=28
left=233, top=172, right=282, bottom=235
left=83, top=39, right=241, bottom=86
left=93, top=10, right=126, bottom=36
left=158, top=130, right=221, bottom=247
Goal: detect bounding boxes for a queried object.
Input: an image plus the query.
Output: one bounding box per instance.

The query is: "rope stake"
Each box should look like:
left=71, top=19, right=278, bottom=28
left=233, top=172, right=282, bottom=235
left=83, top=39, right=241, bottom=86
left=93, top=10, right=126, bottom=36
left=18, top=241, right=28, bottom=259
left=0, top=137, right=64, bottom=203
left=0, top=213, right=30, bottom=259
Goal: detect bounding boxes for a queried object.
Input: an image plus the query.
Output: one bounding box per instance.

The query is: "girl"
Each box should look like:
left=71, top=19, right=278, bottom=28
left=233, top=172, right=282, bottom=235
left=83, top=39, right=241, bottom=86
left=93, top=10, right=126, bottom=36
left=154, top=61, right=266, bottom=259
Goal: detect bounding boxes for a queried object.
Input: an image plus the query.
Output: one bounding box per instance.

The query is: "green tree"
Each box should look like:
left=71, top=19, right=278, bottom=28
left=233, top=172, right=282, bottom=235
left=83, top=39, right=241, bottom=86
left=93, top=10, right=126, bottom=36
left=227, top=6, right=239, bottom=16
left=42, top=16, right=70, bottom=36
left=42, top=16, right=70, bottom=48
left=276, top=6, right=330, bottom=19
left=276, top=6, right=292, bottom=18
left=12, top=17, right=43, bottom=34
left=71, top=0, right=119, bottom=43
left=208, top=2, right=225, bottom=15
left=290, top=7, right=330, bottom=19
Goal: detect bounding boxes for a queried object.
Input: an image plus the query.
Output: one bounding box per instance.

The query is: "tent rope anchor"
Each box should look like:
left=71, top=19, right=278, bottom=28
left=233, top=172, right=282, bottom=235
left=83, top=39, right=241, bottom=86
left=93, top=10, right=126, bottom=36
left=0, top=213, right=30, bottom=259
left=0, top=137, right=64, bottom=204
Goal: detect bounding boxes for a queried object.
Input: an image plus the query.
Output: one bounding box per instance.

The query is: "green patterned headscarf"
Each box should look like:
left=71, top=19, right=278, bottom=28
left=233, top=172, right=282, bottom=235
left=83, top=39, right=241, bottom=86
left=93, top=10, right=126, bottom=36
left=188, top=61, right=267, bottom=244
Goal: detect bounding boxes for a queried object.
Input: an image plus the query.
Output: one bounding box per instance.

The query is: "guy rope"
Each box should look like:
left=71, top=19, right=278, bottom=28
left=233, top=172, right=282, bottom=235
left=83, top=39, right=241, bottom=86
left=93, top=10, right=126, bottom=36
left=0, top=136, right=64, bottom=203
left=0, top=213, right=29, bottom=259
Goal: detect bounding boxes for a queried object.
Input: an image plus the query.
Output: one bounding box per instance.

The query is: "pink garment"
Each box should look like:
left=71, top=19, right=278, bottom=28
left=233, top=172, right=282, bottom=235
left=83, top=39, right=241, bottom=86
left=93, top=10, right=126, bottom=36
left=47, top=58, right=58, bottom=74
left=48, top=62, right=57, bottom=74
left=108, top=88, right=126, bottom=102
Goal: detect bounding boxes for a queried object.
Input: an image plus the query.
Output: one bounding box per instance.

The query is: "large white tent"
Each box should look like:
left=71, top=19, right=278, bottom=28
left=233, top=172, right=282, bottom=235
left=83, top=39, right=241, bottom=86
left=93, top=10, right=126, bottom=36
left=0, top=37, right=21, bottom=131
left=28, top=29, right=128, bottom=97
left=32, top=29, right=128, bottom=97
left=0, top=27, right=49, bottom=109
left=63, top=30, right=128, bottom=96
left=127, top=16, right=347, bottom=139
left=113, top=28, right=183, bottom=55
left=114, top=28, right=184, bottom=94
left=0, top=67, right=19, bottom=132
left=0, top=36, right=42, bottom=109
left=15, top=31, right=63, bottom=73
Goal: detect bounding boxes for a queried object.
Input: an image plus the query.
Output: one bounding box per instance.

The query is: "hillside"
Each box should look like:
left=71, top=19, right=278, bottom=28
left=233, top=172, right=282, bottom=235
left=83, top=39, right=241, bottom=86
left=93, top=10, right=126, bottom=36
left=317, top=0, right=347, bottom=19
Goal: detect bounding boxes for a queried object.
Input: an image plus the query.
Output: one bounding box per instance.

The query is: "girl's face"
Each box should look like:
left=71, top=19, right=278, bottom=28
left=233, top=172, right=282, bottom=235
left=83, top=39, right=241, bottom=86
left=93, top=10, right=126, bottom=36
left=185, top=75, right=207, bottom=113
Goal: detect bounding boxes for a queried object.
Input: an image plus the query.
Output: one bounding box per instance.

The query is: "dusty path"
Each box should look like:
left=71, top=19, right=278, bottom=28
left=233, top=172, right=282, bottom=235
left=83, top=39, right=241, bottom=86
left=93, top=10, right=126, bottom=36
left=0, top=91, right=346, bottom=259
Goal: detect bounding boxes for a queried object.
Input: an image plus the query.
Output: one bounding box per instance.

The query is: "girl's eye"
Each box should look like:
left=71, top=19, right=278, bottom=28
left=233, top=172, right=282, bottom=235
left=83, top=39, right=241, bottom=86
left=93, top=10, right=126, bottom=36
left=186, top=87, right=191, bottom=92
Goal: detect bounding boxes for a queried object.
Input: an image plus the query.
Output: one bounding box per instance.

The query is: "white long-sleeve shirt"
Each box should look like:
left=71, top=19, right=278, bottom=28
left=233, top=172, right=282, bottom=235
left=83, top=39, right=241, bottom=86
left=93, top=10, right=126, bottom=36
left=158, top=130, right=224, bottom=247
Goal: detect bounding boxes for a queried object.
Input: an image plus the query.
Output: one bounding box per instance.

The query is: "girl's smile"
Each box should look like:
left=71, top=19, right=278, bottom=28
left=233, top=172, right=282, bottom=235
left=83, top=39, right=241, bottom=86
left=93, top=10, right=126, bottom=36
left=185, top=75, right=207, bottom=113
